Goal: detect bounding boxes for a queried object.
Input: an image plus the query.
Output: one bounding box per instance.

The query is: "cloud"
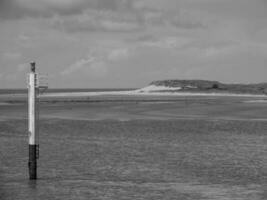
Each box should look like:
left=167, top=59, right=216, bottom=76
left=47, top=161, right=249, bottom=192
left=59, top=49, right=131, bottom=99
left=61, top=56, right=95, bottom=75
left=0, top=0, right=64, bottom=19
left=62, top=57, right=108, bottom=78
left=131, top=34, right=195, bottom=49
left=0, top=0, right=90, bottom=19
left=60, top=44, right=133, bottom=79
left=170, top=17, right=206, bottom=29
left=0, top=0, right=135, bottom=19
left=108, top=48, right=130, bottom=61
left=2, top=0, right=266, bottom=88
left=18, top=34, right=31, bottom=41
left=62, top=45, right=132, bottom=75
left=50, top=9, right=143, bottom=33
left=0, top=0, right=207, bottom=34
left=139, top=8, right=206, bottom=29
left=142, top=36, right=194, bottom=49
left=98, top=20, right=141, bottom=32
left=51, top=8, right=206, bottom=34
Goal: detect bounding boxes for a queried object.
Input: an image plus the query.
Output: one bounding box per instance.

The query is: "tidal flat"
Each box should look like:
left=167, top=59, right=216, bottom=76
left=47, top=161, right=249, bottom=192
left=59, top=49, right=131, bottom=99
left=0, top=95, right=267, bottom=199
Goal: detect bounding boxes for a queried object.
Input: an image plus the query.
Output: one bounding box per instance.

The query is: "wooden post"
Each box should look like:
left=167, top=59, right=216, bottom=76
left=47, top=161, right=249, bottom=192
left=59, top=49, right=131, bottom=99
left=28, top=62, right=38, bottom=180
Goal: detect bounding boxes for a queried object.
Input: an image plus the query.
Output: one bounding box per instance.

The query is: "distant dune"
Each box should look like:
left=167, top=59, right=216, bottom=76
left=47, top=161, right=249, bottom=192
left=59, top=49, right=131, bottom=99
left=8, top=80, right=265, bottom=98
left=136, top=80, right=267, bottom=95
left=41, top=79, right=267, bottom=98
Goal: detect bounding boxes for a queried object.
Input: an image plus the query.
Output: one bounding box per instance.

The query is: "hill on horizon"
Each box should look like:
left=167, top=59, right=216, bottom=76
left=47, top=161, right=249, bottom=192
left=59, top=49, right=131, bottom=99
left=145, top=79, right=267, bottom=95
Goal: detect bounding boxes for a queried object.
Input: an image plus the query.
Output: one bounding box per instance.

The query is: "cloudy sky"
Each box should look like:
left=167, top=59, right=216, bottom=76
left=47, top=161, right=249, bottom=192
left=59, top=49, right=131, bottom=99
left=0, top=0, right=266, bottom=88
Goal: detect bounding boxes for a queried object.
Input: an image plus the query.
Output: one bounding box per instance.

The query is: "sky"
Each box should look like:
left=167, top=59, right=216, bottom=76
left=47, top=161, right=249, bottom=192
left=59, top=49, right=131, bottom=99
left=0, top=0, right=267, bottom=88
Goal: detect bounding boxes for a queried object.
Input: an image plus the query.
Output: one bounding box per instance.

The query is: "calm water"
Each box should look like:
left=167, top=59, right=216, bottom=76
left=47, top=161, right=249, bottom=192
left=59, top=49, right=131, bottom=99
left=1, top=118, right=267, bottom=200
left=1, top=97, right=267, bottom=199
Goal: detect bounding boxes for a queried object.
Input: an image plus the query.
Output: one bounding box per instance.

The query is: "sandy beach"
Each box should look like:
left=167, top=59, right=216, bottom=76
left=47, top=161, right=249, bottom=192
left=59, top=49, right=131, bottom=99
left=42, top=90, right=267, bottom=98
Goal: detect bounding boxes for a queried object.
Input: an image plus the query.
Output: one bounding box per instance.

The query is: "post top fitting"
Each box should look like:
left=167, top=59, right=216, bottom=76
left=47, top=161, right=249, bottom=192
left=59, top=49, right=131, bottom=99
left=30, top=62, right=36, bottom=73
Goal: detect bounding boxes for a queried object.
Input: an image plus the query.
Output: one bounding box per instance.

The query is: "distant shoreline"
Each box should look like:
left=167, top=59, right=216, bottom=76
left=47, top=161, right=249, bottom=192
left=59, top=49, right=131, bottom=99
left=1, top=85, right=267, bottom=98
left=1, top=89, right=267, bottom=98
left=42, top=90, right=267, bottom=98
left=0, top=88, right=136, bottom=95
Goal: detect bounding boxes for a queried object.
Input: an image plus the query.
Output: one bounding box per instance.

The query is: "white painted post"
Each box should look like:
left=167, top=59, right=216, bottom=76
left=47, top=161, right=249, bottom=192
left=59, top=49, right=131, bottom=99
left=28, top=62, right=38, bottom=180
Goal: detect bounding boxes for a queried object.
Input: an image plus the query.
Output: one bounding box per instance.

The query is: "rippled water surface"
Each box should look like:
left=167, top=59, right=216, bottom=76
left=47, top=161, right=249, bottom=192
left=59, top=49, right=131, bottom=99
left=1, top=96, right=267, bottom=199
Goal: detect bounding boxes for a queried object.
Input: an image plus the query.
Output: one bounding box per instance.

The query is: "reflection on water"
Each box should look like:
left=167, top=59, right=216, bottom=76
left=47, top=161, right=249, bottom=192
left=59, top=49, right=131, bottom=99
left=28, top=180, right=37, bottom=189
